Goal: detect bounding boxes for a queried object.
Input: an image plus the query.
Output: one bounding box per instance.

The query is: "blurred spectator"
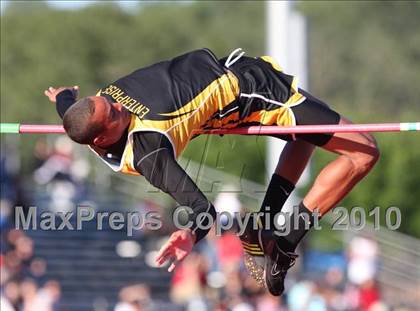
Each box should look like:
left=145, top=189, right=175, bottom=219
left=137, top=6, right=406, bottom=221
left=358, top=279, right=381, bottom=311
left=216, top=229, right=243, bottom=271
left=198, top=226, right=221, bottom=273
left=0, top=293, right=15, bottom=311
left=32, top=138, right=50, bottom=170
left=170, top=252, right=207, bottom=306
left=287, top=280, right=327, bottom=311
left=347, top=236, right=381, bottom=311
left=256, top=292, right=285, bottom=311
left=28, top=258, right=48, bottom=283
left=28, top=280, right=61, bottom=311
left=322, top=267, right=347, bottom=311
left=114, top=283, right=178, bottom=311
left=347, top=236, right=379, bottom=286
left=114, top=283, right=151, bottom=311
left=33, top=136, right=90, bottom=212
left=33, top=136, right=75, bottom=186
left=2, top=281, right=20, bottom=310
left=20, top=279, right=38, bottom=311
left=214, top=186, right=242, bottom=226
left=1, top=143, right=25, bottom=231
left=0, top=226, right=62, bottom=311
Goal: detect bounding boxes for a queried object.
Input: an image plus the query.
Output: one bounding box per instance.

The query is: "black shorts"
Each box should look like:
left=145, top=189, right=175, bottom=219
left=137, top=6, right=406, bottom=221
left=226, top=56, right=341, bottom=146
left=271, top=88, right=341, bottom=146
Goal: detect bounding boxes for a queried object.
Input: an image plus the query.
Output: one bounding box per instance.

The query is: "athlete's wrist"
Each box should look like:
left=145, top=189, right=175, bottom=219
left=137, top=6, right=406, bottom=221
left=184, top=228, right=197, bottom=244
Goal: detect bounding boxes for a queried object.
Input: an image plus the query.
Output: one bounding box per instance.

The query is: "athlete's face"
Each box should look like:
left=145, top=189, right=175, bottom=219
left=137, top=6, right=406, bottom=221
left=90, top=96, right=131, bottom=148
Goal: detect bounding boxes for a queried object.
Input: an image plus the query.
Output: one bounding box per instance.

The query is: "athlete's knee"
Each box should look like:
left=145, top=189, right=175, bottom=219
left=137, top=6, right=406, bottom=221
left=364, top=133, right=380, bottom=165
left=350, top=135, right=380, bottom=177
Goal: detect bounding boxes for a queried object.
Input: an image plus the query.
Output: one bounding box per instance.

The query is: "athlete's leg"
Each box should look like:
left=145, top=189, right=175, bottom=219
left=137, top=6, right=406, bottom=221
left=261, top=139, right=315, bottom=228
left=262, top=139, right=315, bottom=228
left=274, top=115, right=380, bottom=252
left=262, top=91, right=379, bottom=296
left=240, top=139, right=314, bottom=288
left=274, top=139, right=315, bottom=184
left=276, top=115, right=380, bottom=249
left=265, top=115, right=380, bottom=296
left=303, top=116, right=380, bottom=215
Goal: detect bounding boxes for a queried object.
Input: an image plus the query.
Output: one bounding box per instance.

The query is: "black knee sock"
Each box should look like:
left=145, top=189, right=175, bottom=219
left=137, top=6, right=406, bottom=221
left=275, top=201, right=317, bottom=253
left=259, top=174, right=295, bottom=230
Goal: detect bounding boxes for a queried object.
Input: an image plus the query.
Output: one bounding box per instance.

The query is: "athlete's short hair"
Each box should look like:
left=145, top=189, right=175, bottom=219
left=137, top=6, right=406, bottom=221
left=63, top=97, right=105, bottom=144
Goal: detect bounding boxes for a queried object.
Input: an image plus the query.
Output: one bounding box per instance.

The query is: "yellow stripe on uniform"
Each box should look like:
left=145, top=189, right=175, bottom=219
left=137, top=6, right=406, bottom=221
left=241, top=241, right=261, bottom=248
left=243, top=249, right=264, bottom=256
left=242, top=244, right=262, bottom=251
left=158, top=71, right=240, bottom=117
left=260, top=56, right=283, bottom=72
left=239, top=108, right=295, bottom=127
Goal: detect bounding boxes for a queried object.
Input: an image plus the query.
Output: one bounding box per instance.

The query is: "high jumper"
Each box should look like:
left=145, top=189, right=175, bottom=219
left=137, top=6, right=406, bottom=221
left=33, top=47, right=383, bottom=296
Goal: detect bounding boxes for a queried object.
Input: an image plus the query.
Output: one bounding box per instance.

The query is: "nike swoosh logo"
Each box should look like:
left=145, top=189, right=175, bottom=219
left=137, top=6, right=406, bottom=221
left=219, top=106, right=239, bottom=118
left=270, top=253, right=281, bottom=276
left=279, top=185, right=290, bottom=196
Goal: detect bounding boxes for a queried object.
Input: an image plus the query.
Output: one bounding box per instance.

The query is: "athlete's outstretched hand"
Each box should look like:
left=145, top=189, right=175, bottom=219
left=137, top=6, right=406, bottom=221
left=44, top=86, right=79, bottom=103
left=155, top=229, right=196, bottom=272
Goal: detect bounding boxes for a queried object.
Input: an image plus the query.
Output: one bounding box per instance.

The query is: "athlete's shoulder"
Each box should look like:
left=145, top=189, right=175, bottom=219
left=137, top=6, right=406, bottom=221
left=171, top=48, right=220, bottom=66
left=168, top=48, right=226, bottom=78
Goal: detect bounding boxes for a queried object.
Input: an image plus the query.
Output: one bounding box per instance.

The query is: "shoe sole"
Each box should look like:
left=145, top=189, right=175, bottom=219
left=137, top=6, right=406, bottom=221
left=243, top=253, right=265, bottom=287
left=240, top=228, right=265, bottom=288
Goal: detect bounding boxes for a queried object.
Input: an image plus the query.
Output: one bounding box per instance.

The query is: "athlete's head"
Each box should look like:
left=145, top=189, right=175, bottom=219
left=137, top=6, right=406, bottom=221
left=63, top=96, right=130, bottom=148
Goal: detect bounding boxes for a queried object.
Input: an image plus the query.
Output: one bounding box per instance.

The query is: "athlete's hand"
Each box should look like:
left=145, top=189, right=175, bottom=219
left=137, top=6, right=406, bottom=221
left=155, top=229, right=196, bottom=272
left=44, top=86, right=79, bottom=103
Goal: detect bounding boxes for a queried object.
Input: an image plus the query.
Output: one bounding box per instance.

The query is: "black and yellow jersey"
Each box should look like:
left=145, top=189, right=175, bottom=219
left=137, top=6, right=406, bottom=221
left=94, top=48, right=305, bottom=175
left=95, top=49, right=241, bottom=174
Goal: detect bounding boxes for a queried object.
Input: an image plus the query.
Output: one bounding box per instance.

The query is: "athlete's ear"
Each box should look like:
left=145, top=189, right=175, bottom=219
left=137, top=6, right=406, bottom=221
left=93, top=135, right=107, bottom=146
left=112, top=102, right=123, bottom=111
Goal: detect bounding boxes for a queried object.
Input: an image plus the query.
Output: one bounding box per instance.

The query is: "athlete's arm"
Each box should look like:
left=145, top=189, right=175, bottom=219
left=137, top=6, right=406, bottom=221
left=44, top=86, right=79, bottom=118
left=132, top=132, right=217, bottom=271
left=133, top=132, right=216, bottom=242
